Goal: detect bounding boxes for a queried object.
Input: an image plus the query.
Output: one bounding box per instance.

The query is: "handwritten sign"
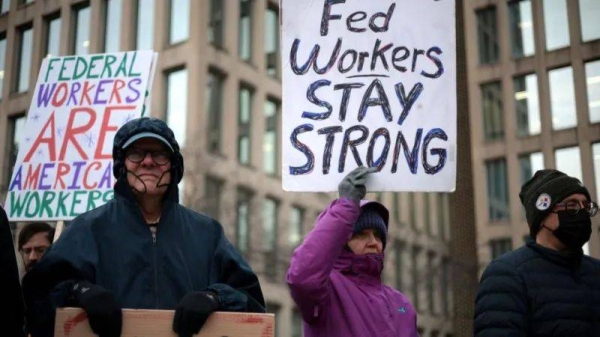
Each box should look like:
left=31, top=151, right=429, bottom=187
left=282, top=0, right=456, bottom=192
left=5, top=51, right=158, bottom=221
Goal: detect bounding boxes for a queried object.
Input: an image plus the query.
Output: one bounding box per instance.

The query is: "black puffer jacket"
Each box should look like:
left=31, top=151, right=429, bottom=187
left=474, top=238, right=600, bottom=337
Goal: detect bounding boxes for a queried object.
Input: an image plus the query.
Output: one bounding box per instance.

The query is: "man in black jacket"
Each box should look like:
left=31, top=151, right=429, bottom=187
left=474, top=169, right=600, bottom=336
left=0, top=204, right=25, bottom=337
left=23, top=117, right=266, bottom=337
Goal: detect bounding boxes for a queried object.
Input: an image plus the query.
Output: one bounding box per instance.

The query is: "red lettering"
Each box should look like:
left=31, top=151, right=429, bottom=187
left=80, top=81, right=96, bottom=106
left=59, top=107, right=97, bottom=160
left=51, top=83, right=69, bottom=107
left=109, top=79, right=125, bottom=104
left=24, top=112, right=57, bottom=162
left=24, top=164, right=41, bottom=189
left=83, top=161, right=102, bottom=189
left=95, top=106, right=136, bottom=159
left=53, top=162, right=70, bottom=189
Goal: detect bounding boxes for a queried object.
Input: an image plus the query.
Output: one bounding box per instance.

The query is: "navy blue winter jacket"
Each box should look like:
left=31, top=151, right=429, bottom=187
left=23, top=181, right=265, bottom=336
left=474, top=237, right=600, bottom=337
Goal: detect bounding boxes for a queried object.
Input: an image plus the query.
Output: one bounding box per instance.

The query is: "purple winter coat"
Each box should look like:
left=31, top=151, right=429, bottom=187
left=287, top=198, right=419, bottom=337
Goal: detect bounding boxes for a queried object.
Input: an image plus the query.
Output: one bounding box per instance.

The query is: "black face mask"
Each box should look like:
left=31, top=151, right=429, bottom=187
left=546, top=211, right=592, bottom=249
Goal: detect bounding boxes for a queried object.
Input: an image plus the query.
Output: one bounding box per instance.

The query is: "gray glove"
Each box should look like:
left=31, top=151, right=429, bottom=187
left=338, top=166, right=377, bottom=202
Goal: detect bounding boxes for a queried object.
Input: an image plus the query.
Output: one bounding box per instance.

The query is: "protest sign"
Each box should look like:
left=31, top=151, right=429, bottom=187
left=282, top=0, right=456, bottom=191
left=55, top=308, right=275, bottom=337
left=5, top=51, right=158, bottom=221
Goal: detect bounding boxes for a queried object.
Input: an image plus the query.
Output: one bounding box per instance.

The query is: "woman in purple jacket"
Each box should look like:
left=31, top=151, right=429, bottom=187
left=287, top=166, right=419, bottom=337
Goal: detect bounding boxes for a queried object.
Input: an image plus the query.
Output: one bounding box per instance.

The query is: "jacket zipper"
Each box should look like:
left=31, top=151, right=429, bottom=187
left=150, top=226, right=159, bottom=308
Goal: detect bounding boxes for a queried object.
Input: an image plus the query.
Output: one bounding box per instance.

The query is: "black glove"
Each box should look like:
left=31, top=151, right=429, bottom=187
left=173, top=291, right=220, bottom=337
left=338, top=166, right=377, bottom=202
left=70, top=280, right=122, bottom=337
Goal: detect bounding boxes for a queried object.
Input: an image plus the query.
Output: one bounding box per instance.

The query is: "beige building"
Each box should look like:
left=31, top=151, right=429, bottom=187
left=0, top=0, right=455, bottom=336
left=464, top=0, right=600, bottom=273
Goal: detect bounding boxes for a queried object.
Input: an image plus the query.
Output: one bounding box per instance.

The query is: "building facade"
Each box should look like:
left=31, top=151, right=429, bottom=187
left=0, top=0, right=455, bottom=336
left=465, top=0, right=600, bottom=273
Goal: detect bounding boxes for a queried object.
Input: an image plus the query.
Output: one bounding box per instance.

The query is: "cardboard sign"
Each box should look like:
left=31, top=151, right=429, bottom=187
left=281, top=0, right=457, bottom=192
left=5, top=51, right=158, bottom=221
left=55, top=308, right=275, bottom=337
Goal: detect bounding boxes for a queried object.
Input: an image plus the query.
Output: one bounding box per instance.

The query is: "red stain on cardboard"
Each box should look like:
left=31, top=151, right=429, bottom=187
left=63, top=311, right=88, bottom=337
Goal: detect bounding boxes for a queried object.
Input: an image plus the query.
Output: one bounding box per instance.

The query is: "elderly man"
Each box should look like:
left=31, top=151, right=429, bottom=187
left=18, top=222, right=54, bottom=273
left=474, top=169, right=600, bottom=336
left=23, top=117, right=265, bottom=337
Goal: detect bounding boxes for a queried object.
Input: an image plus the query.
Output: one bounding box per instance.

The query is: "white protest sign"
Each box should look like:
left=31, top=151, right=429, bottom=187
left=282, top=0, right=456, bottom=192
left=5, top=51, right=158, bottom=221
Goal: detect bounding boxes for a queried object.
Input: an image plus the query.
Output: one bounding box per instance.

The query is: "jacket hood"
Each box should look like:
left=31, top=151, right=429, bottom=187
left=112, top=117, right=185, bottom=185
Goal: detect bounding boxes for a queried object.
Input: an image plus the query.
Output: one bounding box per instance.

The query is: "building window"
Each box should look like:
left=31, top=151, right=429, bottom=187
left=549, top=66, right=577, bottom=130
left=44, top=14, right=61, bottom=58
left=408, top=193, right=416, bottom=229
left=291, top=309, right=303, bottom=337
left=555, top=146, right=582, bottom=180
left=543, top=0, right=569, bottom=50
left=263, top=197, right=278, bottom=281
left=441, top=257, right=450, bottom=317
left=203, top=176, right=222, bottom=219
left=393, top=193, right=401, bottom=224
left=73, top=4, right=91, bottom=55
left=482, top=81, right=504, bottom=141
left=519, top=152, right=544, bottom=185
left=170, top=0, right=189, bottom=44
left=486, top=159, right=510, bottom=221
left=238, top=85, right=253, bottom=165
left=426, top=252, right=435, bottom=313
left=585, top=60, right=600, bottom=123
left=208, top=0, right=224, bottom=48
left=289, top=206, right=304, bottom=248
left=236, top=188, right=252, bottom=257
left=206, top=70, right=225, bottom=153
left=1, top=1, right=9, bottom=14
left=166, top=68, right=188, bottom=147
left=104, top=0, right=122, bottom=52
left=14, top=25, right=33, bottom=93
left=18, top=0, right=34, bottom=5
left=239, top=0, right=253, bottom=61
left=593, top=143, right=600, bottom=201
left=6, top=115, right=26, bottom=185
left=264, top=99, right=278, bottom=175
left=424, top=194, right=432, bottom=235
left=0, top=34, right=6, bottom=100
left=490, top=238, right=513, bottom=260
left=476, top=7, right=498, bottom=65
left=411, top=246, right=421, bottom=312
left=136, top=0, right=154, bottom=50
left=514, top=73, right=540, bottom=136
left=580, top=0, right=600, bottom=43
left=508, top=0, right=535, bottom=58
left=394, top=240, right=404, bottom=291
left=265, top=5, right=279, bottom=76
left=437, top=193, right=447, bottom=239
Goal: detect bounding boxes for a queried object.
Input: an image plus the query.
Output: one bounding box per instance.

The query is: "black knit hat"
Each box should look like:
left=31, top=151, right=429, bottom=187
left=353, top=206, right=388, bottom=249
left=519, top=169, right=591, bottom=237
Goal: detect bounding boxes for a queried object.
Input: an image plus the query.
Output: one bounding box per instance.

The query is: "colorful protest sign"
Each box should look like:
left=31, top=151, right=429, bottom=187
left=281, top=0, right=456, bottom=192
left=5, top=51, right=158, bottom=221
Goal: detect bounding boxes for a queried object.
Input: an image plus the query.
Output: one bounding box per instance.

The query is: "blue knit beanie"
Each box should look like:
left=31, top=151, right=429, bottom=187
left=353, top=208, right=388, bottom=249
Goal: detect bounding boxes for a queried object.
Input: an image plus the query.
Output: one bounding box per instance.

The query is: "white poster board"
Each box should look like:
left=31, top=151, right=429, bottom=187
left=281, top=0, right=456, bottom=192
left=5, top=51, right=158, bottom=221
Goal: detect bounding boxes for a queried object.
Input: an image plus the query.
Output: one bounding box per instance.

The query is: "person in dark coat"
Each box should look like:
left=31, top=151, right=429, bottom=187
left=23, top=117, right=266, bottom=337
left=474, top=169, right=600, bottom=337
left=0, top=204, right=25, bottom=337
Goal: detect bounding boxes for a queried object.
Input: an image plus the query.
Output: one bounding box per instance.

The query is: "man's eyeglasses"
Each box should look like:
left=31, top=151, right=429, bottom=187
left=125, top=148, right=171, bottom=165
left=553, top=201, right=599, bottom=217
left=21, top=246, right=49, bottom=256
